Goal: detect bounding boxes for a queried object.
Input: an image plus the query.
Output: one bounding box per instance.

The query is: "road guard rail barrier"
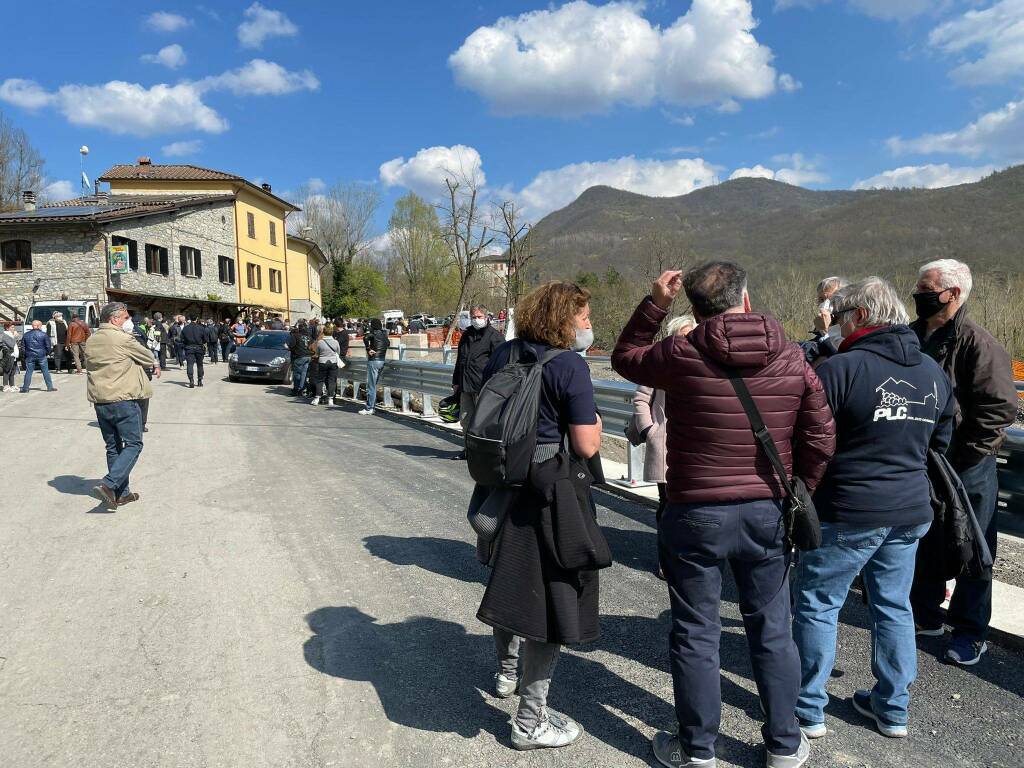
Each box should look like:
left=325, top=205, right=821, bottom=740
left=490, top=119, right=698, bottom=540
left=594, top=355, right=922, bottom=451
left=342, top=346, right=1024, bottom=512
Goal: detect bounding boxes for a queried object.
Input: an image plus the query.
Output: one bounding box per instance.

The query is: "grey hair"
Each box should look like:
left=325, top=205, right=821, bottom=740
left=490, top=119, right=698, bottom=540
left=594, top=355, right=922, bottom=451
left=834, top=276, right=909, bottom=326
left=666, top=314, right=696, bottom=336
left=817, top=276, right=850, bottom=296
left=470, top=304, right=488, bottom=315
left=919, top=258, right=973, bottom=303
left=99, top=302, right=127, bottom=323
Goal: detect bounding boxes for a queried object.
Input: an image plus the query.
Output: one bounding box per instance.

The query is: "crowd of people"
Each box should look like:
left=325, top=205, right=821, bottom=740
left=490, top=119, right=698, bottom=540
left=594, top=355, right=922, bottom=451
left=458, top=258, right=1015, bottom=768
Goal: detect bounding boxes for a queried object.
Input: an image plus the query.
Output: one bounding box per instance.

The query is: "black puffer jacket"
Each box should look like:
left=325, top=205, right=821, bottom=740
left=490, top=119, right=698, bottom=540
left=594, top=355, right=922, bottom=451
left=364, top=329, right=390, bottom=359
left=453, top=324, right=503, bottom=394
left=288, top=329, right=312, bottom=358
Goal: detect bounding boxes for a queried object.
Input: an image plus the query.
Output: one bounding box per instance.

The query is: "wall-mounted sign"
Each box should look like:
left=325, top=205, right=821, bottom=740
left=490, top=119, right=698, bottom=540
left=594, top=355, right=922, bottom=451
left=109, top=244, right=129, bottom=274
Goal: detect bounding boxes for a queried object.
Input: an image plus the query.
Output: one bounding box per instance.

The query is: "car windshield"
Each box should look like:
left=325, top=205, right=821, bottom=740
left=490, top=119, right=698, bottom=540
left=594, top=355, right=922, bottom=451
left=27, top=305, right=85, bottom=324
left=243, top=332, right=288, bottom=349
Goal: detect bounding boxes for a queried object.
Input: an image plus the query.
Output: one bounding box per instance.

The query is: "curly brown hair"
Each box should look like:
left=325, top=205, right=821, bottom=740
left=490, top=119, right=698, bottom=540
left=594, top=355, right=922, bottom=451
left=514, top=281, right=591, bottom=348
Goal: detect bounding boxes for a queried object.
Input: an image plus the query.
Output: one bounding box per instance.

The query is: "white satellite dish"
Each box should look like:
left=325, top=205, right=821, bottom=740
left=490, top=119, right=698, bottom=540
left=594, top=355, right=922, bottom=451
left=79, top=146, right=89, bottom=156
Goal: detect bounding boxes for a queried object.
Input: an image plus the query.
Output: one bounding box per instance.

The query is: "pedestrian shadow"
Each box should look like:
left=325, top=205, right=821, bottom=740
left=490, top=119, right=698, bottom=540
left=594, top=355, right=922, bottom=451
left=165, top=381, right=193, bottom=388
left=383, top=444, right=464, bottom=460
left=47, top=475, right=116, bottom=514
left=303, top=606, right=508, bottom=740
left=363, top=535, right=486, bottom=585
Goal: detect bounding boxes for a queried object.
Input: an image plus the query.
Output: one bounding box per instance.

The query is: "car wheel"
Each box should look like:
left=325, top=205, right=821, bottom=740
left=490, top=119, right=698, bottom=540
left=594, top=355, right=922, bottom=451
left=228, top=374, right=238, bottom=382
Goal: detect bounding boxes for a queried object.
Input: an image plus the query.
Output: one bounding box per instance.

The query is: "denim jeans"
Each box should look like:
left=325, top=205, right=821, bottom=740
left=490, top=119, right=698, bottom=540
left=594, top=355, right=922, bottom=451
left=493, top=627, right=561, bottom=732
left=660, top=499, right=801, bottom=760
left=794, top=521, right=931, bottom=727
left=94, top=400, right=144, bottom=498
left=911, top=455, right=999, bottom=642
left=366, top=359, right=385, bottom=410
left=291, top=356, right=311, bottom=395
left=21, top=356, right=54, bottom=391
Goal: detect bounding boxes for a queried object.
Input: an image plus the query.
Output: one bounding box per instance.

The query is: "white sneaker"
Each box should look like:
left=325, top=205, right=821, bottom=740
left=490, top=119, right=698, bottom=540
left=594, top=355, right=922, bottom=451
left=311, top=397, right=320, bottom=405
left=511, top=711, right=582, bottom=750
left=494, top=673, right=518, bottom=699
left=358, top=408, right=374, bottom=415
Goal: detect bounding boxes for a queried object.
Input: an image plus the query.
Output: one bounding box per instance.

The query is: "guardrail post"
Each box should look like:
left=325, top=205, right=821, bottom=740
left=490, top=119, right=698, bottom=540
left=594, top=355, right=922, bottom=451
left=382, top=350, right=394, bottom=410
left=442, top=345, right=452, bottom=366
left=626, top=443, right=646, bottom=484
left=421, top=391, right=436, bottom=418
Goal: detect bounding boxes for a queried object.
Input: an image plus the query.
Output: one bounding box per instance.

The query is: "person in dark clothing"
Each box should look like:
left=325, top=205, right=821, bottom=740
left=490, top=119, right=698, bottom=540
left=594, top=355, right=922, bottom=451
left=612, top=262, right=836, bottom=768
left=359, top=319, right=390, bottom=414
left=20, top=320, right=55, bottom=392
left=47, top=312, right=70, bottom=373
left=451, top=305, right=504, bottom=459
left=270, top=315, right=286, bottom=330
left=476, top=281, right=601, bottom=752
left=332, top=320, right=351, bottom=360
left=204, top=321, right=219, bottom=363
left=908, top=259, right=1017, bottom=666
left=151, top=313, right=170, bottom=370
left=798, top=276, right=850, bottom=366
left=168, top=316, right=185, bottom=368
left=130, top=316, right=156, bottom=433
left=288, top=321, right=313, bottom=396
left=217, top=319, right=232, bottom=362
left=180, top=316, right=208, bottom=387
left=793, top=277, right=954, bottom=741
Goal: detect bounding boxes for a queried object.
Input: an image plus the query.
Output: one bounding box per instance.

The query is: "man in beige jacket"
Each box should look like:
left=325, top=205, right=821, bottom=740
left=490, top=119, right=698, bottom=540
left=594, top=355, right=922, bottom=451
left=85, top=302, right=159, bottom=510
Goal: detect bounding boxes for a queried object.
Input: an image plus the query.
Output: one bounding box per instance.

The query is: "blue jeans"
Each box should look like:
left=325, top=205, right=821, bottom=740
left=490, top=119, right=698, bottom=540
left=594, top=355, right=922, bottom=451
left=94, top=400, right=144, bottom=499
left=911, top=455, right=999, bottom=642
left=794, top=520, right=932, bottom=727
left=291, top=356, right=311, bottom=395
left=21, top=356, right=54, bottom=391
left=661, top=499, right=801, bottom=759
left=366, top=359, right=385, bottom=410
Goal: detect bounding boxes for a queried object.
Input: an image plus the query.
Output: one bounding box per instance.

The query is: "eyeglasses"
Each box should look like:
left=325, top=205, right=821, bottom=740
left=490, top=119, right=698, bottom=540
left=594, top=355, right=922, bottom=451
left=830, top=306, right=856, bottom=326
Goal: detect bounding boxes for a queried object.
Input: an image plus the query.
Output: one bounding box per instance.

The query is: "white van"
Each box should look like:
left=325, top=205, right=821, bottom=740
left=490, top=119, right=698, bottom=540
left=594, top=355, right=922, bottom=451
left=23, top=299, right=100, bottom=336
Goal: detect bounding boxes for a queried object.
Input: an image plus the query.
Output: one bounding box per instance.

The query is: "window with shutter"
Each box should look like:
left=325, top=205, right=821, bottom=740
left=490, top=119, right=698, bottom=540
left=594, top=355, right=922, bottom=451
left=159, top=247, right=169, bottom=276
left=247, top=212, right=255, bottom=239
left=1, top=240, right=32, bottom=271
left=179, top=246, right=202, bottom=277
left=269, top=221, right=277, bottom=246
left=270, top=268, right=282, bottom=293
left=145, top=243, right=168, bottom=275
left=219, top=256, right=236, bottom=285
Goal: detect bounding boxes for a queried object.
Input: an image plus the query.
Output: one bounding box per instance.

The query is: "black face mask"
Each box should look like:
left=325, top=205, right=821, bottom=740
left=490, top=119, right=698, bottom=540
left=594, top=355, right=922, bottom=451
left=912, top=289, right=950, bottom=320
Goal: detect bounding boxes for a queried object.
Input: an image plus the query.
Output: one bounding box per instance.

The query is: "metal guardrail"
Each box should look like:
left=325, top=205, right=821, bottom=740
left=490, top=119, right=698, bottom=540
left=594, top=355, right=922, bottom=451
left=342, top=350, right=1024, bottom=506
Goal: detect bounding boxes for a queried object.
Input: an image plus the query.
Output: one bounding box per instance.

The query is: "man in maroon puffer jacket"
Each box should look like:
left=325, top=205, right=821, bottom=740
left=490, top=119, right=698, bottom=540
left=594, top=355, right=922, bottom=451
left=613, top=262, right=836, bottom=768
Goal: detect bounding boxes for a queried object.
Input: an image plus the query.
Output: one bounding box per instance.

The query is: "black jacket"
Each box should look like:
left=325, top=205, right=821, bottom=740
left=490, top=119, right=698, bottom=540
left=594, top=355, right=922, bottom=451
left=333, top=329, right=350, bottom=357
left=217, top=322, right=231, bottom=341
left=453, top=324, right=503, bottom=394
left=181, top=323, right=208, bottom=348
left=288, top=329, right=312, bottom=358
left=912, top=308, right=1017, bottom=470
left=153, top=322, right=169, bottom=347
left=364, top=329, right=390, bottom=358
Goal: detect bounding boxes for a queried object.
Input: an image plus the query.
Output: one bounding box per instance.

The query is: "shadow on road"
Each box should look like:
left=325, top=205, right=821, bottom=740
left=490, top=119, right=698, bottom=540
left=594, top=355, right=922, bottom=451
left=47, top=475, right=116, bottom=514
left=383, top=444, right=464, bottom=460
left=364, top=535, right=486, bottom=584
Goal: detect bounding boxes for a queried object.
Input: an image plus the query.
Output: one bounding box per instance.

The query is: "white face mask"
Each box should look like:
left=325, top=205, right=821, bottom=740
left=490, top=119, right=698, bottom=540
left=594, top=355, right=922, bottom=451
left=471, top=317, right=487, bottom=330
left=122, top=318, right=135, bottom=335
left=572, top=327, right=594, bottom=352
left=827, top=324, right=843, bottom=344
left=818, top=299, right=831, bottom=313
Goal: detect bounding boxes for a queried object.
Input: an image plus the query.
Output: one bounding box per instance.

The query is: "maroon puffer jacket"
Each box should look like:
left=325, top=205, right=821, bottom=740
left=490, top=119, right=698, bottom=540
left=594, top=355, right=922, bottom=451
left=612, top=298, right=836, bottom=504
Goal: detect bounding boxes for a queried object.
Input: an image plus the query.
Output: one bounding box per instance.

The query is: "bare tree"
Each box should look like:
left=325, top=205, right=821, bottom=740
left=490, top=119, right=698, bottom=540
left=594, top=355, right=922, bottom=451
left=293, top=181, right=381, bottom=268
left=438, top=174, right=495, bottom=346
left=496, top=200, right=534, bottom=310
left=0, top=112, right=45, bottom=212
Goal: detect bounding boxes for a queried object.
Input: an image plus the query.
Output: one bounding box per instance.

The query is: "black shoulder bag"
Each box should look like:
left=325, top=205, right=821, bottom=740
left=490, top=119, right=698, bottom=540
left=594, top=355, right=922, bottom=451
left=724, top=368, right=822, bottom=552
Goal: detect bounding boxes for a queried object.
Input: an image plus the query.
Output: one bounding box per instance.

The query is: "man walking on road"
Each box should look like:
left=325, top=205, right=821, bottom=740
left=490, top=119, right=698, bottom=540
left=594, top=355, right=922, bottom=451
left=181, top=315, right=207, bottom=388
left=86, top=302, right=159, bottom=510
left=613, top=263, right=836, bottom=768
left=20, top=320, right=55, bottom=392
left=47, top=311, right=70, bottom=374
left=67, top=314, right=91, bottom=373
left=451, top=305, right=503, bottom=459
left=909, top=259, right=1017, bottom=666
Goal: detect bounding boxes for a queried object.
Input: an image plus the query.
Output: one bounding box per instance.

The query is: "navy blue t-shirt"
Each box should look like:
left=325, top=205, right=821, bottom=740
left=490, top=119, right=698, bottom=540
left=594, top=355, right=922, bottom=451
left=481, top=339, right=597, bottom=445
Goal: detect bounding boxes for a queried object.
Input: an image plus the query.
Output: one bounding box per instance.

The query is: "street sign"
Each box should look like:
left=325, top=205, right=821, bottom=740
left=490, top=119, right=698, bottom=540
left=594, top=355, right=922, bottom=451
left=109, top=244, right=129, bottom=274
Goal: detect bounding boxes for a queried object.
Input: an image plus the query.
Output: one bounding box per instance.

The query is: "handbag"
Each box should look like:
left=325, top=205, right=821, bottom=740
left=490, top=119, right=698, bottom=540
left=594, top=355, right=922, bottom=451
left=723, top=368, right=822, bottom=552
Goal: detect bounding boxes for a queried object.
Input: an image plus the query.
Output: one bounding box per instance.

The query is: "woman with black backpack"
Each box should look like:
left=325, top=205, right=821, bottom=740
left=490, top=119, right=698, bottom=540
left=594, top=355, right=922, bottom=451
left=472, top=281, right=603, bottom=751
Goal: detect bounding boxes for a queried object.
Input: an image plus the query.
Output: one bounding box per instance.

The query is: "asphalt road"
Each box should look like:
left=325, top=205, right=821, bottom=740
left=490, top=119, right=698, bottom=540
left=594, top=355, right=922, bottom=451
left=0, top=365, right=1020, bottom=768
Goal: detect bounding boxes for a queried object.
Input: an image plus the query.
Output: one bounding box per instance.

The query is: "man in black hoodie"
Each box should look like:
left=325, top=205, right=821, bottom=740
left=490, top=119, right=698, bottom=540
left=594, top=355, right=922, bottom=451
left=180, top=315, right=208, bottom=387
left=451, top=305, right=503, bottom=459
left=792, top=277, right=954, bottom=741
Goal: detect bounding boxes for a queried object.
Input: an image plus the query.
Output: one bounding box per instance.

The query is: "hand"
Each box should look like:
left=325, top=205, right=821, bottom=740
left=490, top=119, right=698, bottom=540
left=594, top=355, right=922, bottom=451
left=368, top=350, right=376, bottom=357
left=652, top=270, right=684, bottom=311
left=153, top=366, right=161, bottom=379
left=813, top=309, right=830, bottom=333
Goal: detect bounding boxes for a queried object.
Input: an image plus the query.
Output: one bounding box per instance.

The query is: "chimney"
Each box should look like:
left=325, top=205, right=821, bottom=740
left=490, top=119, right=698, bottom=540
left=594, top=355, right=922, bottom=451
left=261, top=183, right=272, bottom=193
left=95, top=191, right=109, bottom=204
left=22, top=190, right=36, bottom=211
left=137, top=156, right=152, bottom=166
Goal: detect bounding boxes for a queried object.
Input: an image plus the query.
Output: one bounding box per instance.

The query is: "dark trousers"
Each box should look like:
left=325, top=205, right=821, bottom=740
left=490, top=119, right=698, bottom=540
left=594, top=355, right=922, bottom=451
left=157, top=345, right=167, bottom=369
left=174, top=341, right=184, bottom=367
left=185, top=346, right=205, bottom=384
left=317, top=362, right=339, bottom=399
left=911, top=454, right=999, bottom=642
left=53, top=344, right=66, bottom=372
left=220, top=339, right=230, bottom=361
left=95, top=400, right=144, bottom=498
left=661, top=498, right=801, bottom=760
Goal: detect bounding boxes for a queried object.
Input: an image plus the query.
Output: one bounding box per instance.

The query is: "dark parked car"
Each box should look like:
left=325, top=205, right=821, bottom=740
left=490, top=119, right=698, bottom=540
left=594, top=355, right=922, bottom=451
left=228, top=330, right=291, bottom=384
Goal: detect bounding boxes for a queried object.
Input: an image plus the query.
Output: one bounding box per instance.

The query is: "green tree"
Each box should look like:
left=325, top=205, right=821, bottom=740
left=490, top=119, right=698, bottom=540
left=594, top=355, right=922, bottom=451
left=323, top=261, right=386, bottom=318
left=386, top=192, right=459, bottom=313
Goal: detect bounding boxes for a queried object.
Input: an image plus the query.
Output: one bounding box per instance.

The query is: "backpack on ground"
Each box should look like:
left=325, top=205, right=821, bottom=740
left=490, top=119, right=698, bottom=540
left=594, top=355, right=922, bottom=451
left=465, top=340, right=568, bottom=488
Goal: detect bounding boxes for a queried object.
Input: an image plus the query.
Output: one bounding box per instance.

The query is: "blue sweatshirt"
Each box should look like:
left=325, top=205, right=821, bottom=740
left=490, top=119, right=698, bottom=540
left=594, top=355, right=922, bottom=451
left=814, top=325, right=954, bottom=527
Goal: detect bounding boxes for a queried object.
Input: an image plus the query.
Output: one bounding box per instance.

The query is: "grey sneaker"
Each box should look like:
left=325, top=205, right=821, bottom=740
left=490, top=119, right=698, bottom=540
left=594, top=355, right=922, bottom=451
left=766, top=732, right=810, bottom=768
left=311, top=396, right=320, bottom=405
left=510, top=711, right=582, bottom=750
left=852, top=690, right=907, bottom=738
left=652, top=731, right=716, bottom=767
left=798, top=719, right=827, bottom=739
left=494, top=673, right=518, bottom=699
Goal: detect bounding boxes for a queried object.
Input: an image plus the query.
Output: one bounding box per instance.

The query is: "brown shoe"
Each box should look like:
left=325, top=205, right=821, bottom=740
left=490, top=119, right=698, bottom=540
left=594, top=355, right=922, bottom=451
left=92, top=484, right=117, bottom=510
left=116, top=493, right=140, bottom=506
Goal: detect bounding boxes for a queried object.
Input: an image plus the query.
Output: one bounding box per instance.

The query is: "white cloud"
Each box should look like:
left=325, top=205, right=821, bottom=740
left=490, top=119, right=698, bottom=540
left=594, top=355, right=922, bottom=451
left=379, top=145, right=486, bottom=198
left=887, top=99, right=1024, bottom=159
left=511, top=156, right=721, bottom=218
left=199, top=59, right=319, bottom=95
left=929, top=0, right=1024, bottom=85
left=238, top=2, right=298, bottom=48
left=852, top=163, right=998, bottom=189
left=729, top=153, right=828, bottom=185
left=305, top=177, right=326, bottom=193
left=778, top=73, right=802, bottom=91
left=146, top=11, right=192, bottom=32
left=448, top=0, right=778, bottom=117
left=774, top=0, right=932, bottom=20
left=662, top=110, right=695, bottom=126
left=0, top=79, right=52, bottom=109
left=141, top=43, right=187, bottom=69
left=161, top=139, right=203, bottom=157
left=715, top=99, right=742, bottom=114
left=40, top=180, right=75, bottom=202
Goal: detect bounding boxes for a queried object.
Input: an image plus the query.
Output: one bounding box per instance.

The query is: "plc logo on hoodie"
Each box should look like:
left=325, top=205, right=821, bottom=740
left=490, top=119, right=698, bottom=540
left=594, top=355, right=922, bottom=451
left=873, top=378, right=939, bottom=423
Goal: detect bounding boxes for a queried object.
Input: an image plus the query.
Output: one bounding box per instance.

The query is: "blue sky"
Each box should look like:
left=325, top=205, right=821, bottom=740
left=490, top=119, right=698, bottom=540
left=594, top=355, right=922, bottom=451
left=2, top=1, right=1022, bottom=233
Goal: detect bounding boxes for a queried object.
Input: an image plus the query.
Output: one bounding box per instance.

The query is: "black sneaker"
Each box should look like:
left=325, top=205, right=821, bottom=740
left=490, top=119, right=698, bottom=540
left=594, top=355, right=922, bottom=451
left=945, top=636, right=987, bottom=666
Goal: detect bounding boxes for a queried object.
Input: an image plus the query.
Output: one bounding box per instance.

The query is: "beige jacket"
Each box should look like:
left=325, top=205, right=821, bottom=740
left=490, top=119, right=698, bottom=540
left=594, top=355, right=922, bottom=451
left=85, top=324, right=155, bottom=404
left=633, top=385, right=667, bottom=484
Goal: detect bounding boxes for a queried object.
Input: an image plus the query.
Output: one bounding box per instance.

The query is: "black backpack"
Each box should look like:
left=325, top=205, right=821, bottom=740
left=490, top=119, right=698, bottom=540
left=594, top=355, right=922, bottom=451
left=465, top=340, right=568, bottom=488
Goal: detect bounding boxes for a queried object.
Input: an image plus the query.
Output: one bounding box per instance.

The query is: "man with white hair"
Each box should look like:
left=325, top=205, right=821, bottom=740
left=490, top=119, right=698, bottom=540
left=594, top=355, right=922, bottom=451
left=909, top=258, right=1016, bottom=666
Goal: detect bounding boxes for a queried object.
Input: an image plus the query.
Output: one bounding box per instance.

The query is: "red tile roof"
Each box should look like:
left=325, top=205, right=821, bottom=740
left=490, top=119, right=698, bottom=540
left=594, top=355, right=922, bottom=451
left=98, top=164, right=242, bottom=181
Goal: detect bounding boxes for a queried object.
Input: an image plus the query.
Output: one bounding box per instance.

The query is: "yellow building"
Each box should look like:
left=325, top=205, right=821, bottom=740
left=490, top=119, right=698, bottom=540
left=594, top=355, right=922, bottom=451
left=99, top=158, right=301, bottom=319
left=285, top=234, right=326, bottom=320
